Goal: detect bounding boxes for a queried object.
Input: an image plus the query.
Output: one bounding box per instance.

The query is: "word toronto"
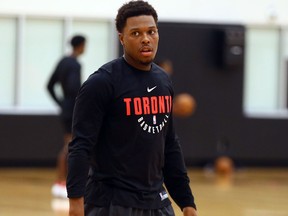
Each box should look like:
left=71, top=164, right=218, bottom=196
left=123, top=95, right=172, bottom=116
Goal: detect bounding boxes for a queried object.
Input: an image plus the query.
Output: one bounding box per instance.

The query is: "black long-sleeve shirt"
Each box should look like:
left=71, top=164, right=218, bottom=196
left=67, top=57, right=196, bottom=210
left=47, top=56, right=81, bottom=116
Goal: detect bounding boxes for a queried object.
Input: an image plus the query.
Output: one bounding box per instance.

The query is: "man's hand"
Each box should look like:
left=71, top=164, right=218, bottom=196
left=183, top=206, right=198, bottom=216
left=69, top=197, right=84, bottom=216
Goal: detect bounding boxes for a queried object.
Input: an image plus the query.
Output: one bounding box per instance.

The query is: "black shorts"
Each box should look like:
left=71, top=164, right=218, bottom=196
left=60, top=100, right=75, bottom=133
left=61, top=115, right=72, bottom=133
left=84, top=203, right=175, bottom=216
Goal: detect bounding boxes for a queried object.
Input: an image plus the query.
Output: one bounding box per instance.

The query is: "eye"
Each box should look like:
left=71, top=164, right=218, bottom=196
left=131, top=31, right=140, bottom=36
left=149, top=29, right=158, bottom=36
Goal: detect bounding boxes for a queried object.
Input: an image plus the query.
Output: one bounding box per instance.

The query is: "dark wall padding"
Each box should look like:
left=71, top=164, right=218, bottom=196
left=156, top=22, right=288, bottom=166
left=0, top=114, right=62, bottom=166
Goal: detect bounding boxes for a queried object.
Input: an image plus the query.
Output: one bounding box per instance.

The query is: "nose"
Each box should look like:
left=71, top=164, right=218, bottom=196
left=141, top=33, right=150, bottom=44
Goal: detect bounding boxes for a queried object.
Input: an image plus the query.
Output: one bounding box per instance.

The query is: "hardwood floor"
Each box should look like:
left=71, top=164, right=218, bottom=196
left=0, top=167, right=288, bottom=216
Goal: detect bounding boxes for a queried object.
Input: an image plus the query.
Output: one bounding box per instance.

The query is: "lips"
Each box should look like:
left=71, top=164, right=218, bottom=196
left=140, top=46, right=153, bottom=57
left=141, top=46, right=152, bottom=51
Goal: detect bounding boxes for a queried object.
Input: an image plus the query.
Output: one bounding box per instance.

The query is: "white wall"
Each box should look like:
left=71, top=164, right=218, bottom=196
left=1, top=0, right=288, bottom=117
left=0, top=0, right=287, bottom=25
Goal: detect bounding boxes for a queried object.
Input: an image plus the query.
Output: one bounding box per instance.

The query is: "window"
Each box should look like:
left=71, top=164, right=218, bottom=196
left=71, top=20, right=111, bottom=81
left=0, top=17, right=16, bottom=107
left=0, top=16, right=113, bottom=114
left=243, top=25, right=285, bottom=117
left=21, top=18, right=63, bottom=110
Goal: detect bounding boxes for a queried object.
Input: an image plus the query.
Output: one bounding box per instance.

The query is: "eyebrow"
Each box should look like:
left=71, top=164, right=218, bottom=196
left=129, top=26, right=157, bottom=31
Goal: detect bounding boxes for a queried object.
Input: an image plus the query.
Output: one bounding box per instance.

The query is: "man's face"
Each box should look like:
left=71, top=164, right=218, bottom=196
left=119, top=15, right=159, bottom=71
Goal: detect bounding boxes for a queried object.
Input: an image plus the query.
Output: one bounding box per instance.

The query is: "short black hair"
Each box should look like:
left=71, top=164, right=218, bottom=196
left=70, top=35, right=86, bottom=48
left=115, top=0, right=158, bottom=33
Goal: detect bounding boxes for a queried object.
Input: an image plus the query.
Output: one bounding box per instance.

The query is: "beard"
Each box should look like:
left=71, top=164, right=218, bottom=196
left=123, top=51, right=157, bottom=70
left=139, top=57, right=154, bottom=65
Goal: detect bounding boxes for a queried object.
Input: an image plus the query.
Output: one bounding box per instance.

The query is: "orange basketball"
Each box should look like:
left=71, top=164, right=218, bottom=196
left=173, top=93, right=196, bottom=117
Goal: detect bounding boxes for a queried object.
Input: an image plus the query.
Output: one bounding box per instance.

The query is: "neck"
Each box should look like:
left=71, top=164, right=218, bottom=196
left=71, top=51, right=80, bottom=58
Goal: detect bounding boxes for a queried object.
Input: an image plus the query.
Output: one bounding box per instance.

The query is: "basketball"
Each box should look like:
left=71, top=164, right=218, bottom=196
left=173, top=93, right=196, bottom=117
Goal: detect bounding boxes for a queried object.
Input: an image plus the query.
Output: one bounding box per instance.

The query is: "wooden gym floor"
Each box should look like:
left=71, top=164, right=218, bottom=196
left=0, top=167, right=288, bottom=216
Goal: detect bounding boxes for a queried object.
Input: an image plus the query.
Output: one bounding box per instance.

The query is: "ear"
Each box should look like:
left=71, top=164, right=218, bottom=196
left=118, top=33, right=124, bottom=46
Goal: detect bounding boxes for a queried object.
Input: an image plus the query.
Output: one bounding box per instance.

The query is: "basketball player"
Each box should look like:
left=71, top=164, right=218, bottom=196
left=47, top=35, right=86, bottom=198
left=67, top=1, right=197, bottom=216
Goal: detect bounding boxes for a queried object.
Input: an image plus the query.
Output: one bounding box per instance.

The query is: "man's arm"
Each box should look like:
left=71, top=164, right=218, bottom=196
left=47, top=70, right=61, bottom=106
left=69, top=197, right=84, bottom=216
left=163, top=115, right=197, bottom=210
left=67, top=70, right=113, bottom=212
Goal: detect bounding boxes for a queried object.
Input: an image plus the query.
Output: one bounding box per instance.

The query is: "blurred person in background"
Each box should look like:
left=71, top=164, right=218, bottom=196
left=47, top=35, right=86, bottom=198
left=155, top=58, right=174, bottom=76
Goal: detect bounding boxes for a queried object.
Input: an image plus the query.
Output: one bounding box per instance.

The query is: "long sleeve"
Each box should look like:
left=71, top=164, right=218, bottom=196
left=47, top=70, right=61, bottom=106
left=66, top=70, right=113, bottom=198
left=163, top=116, right=196, bottom=210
